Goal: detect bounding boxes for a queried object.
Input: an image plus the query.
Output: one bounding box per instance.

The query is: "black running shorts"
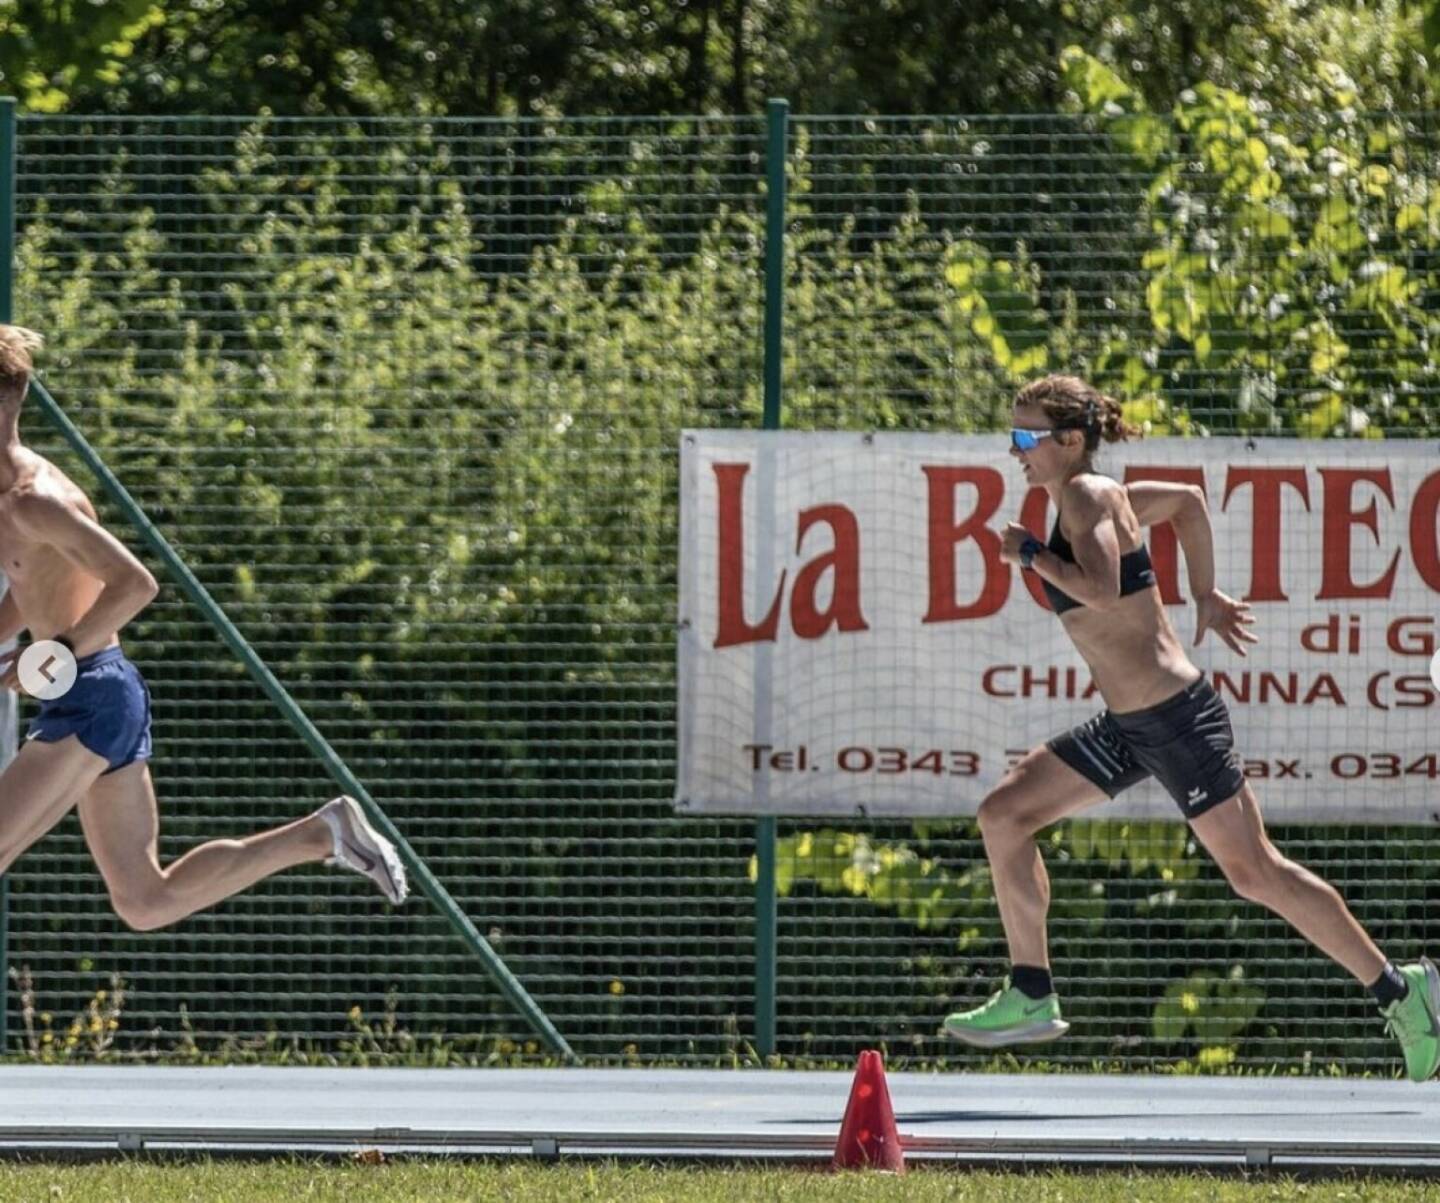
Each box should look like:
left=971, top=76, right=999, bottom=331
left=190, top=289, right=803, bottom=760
left=1046, top=676, right=1245, bottom=820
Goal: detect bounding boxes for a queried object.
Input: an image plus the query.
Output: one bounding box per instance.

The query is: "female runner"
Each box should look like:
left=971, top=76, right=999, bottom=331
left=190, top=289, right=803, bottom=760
left=942, top=374, right=1438, bottom=1081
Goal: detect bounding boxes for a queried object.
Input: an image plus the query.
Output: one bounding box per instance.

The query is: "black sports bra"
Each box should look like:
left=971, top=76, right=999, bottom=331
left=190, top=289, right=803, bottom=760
left=1042, top=520, right=1157, bottom=614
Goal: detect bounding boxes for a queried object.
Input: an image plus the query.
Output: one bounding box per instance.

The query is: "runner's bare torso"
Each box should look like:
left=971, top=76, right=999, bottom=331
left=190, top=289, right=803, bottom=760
left=0, top=447, right=117, bottom=650
left=1051, top=473, right=1198, bottom=713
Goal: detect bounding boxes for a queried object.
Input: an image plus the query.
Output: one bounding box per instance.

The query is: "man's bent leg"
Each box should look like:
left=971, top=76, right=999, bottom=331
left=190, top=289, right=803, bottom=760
left=78, top=763, right=332, bottom=932
left=0, top=736, right=112, bottom=875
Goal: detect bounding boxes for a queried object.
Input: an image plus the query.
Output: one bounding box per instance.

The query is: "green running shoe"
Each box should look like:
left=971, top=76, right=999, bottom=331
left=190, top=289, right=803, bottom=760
left=942, top=977, right=1070, bottom=1048
left=1382, top=957, right=1440, bottom=1083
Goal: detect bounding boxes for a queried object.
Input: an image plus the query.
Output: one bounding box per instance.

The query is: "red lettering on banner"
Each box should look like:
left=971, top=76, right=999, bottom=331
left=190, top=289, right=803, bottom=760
left=1025, top=665, right=1096, bottom=698
left=1300, top=614, right=1363, bottom=655
left=1410, top=469, right=1440, bottom=593
left=790, top=505, right=869, bottom=639
left=712, top=454, right=1439, bottom=656
left=1260, top=672, right=1297, bottom=703
left=1023, top=664, right=1060, bottom=696
left=1122, top=466, right=1208, bottom=604
left=1362, top=673, right=1432, bottom=710
left=981, top=664, right=1099, bottom=699
left=1222, top=467, right=1310, bottom=602
left=982, top=665, right=1013, bottom=696
left=1212, top=671, right=1250, bottom=703
left=1304, top=673, right=1346, bottom=705
left=1210, top=670, right=1345, bottom=705
left=1318, top=468, right=1400, bottom=599
left=1259, top=672, right=1346, bottom=705
left=1387, top=616, right=1437, bottom=657
left=1366, top=673, right=1387, bottom=711
left=922, top=466, right=1008, bottom=622
left=713, top=464, right=866, bottom=648
left=713, top=463, right=784, bottom=648
left=1394, top=677, right=1436, bottom=707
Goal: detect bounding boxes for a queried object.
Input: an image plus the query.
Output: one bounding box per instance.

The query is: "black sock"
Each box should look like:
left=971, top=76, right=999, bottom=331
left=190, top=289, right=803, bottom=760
left=1011, top=964, right=1053, bottom=1000
left=1370, top=962, right=1409, bottom=1009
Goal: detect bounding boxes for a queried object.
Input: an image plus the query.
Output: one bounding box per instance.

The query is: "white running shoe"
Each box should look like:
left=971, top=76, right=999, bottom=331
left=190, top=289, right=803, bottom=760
left=318, top=795, right=409, bottom=906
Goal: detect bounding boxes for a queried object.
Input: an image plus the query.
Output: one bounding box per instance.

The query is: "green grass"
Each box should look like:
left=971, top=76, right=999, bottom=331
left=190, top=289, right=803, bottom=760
left=0, top=1161, right=1433, bottom=1202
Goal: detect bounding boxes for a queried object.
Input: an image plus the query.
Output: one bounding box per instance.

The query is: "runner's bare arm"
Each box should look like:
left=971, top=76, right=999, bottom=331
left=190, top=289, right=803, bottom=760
left=1028, top=480, right=1122, bottom=608
left=1126, top=481, right=1256, bottom=652
left=11, top=495, right=158, bottom=655
left=0, top=588, right=25, bottom=644
left=1125, top=481, right=1214, bottom=599
left=1126, top=481, right=1201, bottom=527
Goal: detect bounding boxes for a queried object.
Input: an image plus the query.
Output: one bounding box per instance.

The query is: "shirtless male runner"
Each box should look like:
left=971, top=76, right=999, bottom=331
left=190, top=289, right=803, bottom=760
left=0, top=325, right=406, bottom=929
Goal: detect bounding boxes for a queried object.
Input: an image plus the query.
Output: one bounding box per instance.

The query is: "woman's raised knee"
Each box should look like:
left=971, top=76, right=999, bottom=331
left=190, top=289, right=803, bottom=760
left=1217, top=850, right=1288, bottom=905
left=977, top=785, right=1034, bottom=839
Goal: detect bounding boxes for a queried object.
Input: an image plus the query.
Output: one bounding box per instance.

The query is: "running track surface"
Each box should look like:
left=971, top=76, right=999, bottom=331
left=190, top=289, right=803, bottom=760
left=3, top=1066, right=1438, bottom=1169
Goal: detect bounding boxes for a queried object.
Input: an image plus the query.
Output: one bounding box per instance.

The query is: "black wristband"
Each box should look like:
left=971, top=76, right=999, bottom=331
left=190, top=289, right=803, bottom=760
left=52, top=635, right=75, bottom=655
left=1018, top=536, right=1044, bottom=570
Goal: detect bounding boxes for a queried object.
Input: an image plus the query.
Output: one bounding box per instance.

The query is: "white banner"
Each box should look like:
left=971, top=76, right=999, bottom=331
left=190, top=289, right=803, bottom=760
left=676, top=431, right=1440, bottom=822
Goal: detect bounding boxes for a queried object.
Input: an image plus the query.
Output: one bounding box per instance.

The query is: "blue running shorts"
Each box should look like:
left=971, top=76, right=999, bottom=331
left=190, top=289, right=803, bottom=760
left=26, top=646, right=153, bottom=776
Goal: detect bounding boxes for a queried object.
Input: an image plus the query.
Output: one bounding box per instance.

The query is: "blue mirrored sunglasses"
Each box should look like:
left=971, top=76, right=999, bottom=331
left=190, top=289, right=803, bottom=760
left=1010, top=428, right=1057, bottom=452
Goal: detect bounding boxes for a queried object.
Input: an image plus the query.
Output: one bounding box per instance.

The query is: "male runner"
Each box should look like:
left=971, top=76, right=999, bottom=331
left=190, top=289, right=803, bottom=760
left=0, top=324, right=406, bottom=929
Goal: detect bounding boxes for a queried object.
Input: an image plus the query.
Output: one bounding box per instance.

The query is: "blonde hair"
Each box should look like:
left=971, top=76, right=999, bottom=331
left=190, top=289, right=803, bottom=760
left=1014, top=374, right=1141, bottom=452
left=0, top=325, right=42, bottom=404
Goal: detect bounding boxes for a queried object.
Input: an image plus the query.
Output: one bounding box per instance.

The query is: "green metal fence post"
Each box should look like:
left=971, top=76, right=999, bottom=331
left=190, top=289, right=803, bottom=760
left=755, top=96, right=789, bottom=1059
left=0, top=95, right=16, bottom=1057
left=0, top=100, right=12, bottom=312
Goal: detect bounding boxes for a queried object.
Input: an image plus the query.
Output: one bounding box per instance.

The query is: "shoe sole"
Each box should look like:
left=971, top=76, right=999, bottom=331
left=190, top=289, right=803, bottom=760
left=336, top=795, right=409, bottom=906
left=941, top=1018, right=1070, bottom=1049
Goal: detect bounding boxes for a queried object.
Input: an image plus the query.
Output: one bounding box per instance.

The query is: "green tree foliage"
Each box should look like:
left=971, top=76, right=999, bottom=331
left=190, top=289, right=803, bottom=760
left=69, top=0, right=727, bottom=117
left=1061, top=46, right=1440, bottom=436
left=0, top=0, right=163, bottom=112
left=40, top=0, right=1437, bottom=118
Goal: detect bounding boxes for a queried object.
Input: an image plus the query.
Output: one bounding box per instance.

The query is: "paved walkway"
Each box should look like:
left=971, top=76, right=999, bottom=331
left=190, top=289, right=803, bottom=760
left=2, top=1065, right=1436, bottom=1169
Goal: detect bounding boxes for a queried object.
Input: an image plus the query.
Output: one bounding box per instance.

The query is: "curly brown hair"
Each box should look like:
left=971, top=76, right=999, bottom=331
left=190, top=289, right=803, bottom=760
left=1013, top=374, right=1141, bottom=453
left=0, top=325, right=42, bottom=405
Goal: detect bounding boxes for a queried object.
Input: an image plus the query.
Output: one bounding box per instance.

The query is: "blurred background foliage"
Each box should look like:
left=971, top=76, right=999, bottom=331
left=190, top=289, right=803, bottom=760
left=5, top=0, right=1440, bottom=119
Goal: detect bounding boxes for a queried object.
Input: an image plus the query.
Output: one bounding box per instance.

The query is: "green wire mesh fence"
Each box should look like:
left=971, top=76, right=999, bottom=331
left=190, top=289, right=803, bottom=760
left=774, top=111, right=1439, bottom=1073
left=6, top=107, right=1439, bottom=1070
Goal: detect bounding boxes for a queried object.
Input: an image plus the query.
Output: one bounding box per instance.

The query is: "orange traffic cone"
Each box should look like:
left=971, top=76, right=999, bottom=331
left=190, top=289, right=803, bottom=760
left=832, top=1049, right=905, bottom=1173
